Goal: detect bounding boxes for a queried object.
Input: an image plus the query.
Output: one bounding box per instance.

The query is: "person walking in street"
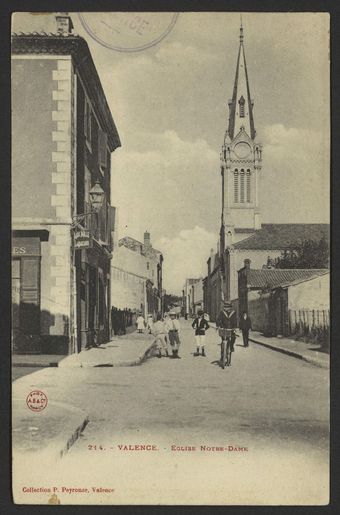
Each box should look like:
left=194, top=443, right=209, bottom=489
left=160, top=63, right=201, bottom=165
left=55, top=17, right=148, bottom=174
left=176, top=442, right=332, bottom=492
left=111, top=307, right=119, bottom=337
left=163, top=313, right=170, bottom=349
left=192, top=309, right=210, bottom=357
left=166, top=311, right=181, bottom=358
left=146, top=314, right=154, bottom=334
left=216, top=301, right=238, bottom=353
left=152, top=313, right=169, bottom=358
left=118, top=309, right=127, bottom=335
left=239, top=312, right=252, bottom=348
left=136, top=313, right=145, bottom=333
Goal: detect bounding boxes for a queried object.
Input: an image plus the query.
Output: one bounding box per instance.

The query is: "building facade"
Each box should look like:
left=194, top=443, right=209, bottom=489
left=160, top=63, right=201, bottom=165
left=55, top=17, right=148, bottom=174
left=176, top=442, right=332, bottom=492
left=183, top=278, right=201, bottom=316
left=238, top=260, right=329, bottom=336
left=111, top=232, right=163, bottom=318
left=12, top=16, right=120, bottom=354
left=111, top=241, right=148, bottom=315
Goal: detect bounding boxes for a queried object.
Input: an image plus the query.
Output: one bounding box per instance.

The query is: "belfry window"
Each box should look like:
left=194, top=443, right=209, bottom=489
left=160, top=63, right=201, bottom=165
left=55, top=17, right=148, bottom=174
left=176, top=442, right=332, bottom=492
left=238, top=95, right=245, bottom=118
left=234, top=170, right=239, bottom=203
left=240, top=169, right=245, bottom=203
left=246, top=170, right=251, bottom=202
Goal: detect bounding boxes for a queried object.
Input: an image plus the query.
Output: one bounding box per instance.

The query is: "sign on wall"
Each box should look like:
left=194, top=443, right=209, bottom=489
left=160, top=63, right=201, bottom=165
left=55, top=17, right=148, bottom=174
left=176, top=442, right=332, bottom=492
left=12, top=237, right=41, bottom=256
left=74, top=228, right=93, bottom=249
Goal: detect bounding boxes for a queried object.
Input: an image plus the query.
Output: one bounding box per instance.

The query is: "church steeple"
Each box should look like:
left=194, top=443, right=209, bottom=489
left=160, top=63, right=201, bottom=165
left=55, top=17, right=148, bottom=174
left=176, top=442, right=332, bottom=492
left=220, top=22, right=263, bottom=247
left=226, top=22, right=256, bottom=141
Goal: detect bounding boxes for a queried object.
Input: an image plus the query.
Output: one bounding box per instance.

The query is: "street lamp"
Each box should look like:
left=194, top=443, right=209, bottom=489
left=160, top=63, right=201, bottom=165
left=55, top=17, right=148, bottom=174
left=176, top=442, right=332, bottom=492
left=72, top=181, right=105, bottom=228
left=89, top=181, right=105, bottom=212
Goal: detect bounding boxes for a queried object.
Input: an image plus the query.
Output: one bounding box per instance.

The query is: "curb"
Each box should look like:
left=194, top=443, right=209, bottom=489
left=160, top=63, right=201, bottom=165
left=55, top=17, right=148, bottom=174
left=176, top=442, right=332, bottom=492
left=249, top=337, right=329, bottom=369
left=12, top=362, right=60, bottom=368
left=93, top=341, right=157, bottom=367
left=59, top=414, right=89, bottom=459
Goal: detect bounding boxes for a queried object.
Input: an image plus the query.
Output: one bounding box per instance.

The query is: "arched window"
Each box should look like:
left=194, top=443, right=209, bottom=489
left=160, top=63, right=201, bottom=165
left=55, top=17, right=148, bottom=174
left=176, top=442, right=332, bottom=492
left=234, top=170, right=239, bottom=203
left=240, top=169, right=245, bottom=203
left=238, top=95, right=245, bottom=118
left=246, top=169, right=251, bottom=202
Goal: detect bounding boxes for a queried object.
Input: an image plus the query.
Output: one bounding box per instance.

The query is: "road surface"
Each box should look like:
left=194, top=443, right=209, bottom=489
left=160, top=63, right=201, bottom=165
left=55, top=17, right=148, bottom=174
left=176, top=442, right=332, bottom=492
left=55, top=320, right=329, bottom=504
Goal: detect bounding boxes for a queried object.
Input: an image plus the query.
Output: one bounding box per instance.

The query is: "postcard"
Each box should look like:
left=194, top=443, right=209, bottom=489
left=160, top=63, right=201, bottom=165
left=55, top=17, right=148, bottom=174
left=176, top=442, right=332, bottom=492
left=11, top=11, right=330, bottom=505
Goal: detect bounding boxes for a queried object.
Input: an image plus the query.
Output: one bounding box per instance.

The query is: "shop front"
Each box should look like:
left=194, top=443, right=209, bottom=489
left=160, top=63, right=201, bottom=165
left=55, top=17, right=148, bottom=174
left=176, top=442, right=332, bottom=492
left=77, top=242, right=111, bottom=351
left=12, top=232, right=48, bottom=353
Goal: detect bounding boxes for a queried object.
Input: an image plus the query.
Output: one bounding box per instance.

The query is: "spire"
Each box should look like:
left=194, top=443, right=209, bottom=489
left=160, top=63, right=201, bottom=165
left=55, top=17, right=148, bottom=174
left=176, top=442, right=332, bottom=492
left=227, top=23, right=256, bottom=140
left=240, top=14, right=244, bottom=43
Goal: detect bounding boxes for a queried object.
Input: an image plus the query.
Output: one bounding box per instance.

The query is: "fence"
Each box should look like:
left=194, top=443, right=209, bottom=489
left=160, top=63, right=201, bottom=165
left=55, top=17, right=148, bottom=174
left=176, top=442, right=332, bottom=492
left=288, top=309, right=330, bottom=348
left=288, top=309, right=329, bottom=333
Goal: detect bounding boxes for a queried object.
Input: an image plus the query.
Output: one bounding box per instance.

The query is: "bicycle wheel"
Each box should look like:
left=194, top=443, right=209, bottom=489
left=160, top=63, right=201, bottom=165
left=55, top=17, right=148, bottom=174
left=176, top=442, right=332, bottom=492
left=220, top=339, right=226, bottom=369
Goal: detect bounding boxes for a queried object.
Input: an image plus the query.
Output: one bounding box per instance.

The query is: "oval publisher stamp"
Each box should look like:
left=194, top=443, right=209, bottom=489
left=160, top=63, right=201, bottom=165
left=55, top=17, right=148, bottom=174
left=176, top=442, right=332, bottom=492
left=26, top=390, right=48, bottom=412
left=78, top=12, right=179, bottom=53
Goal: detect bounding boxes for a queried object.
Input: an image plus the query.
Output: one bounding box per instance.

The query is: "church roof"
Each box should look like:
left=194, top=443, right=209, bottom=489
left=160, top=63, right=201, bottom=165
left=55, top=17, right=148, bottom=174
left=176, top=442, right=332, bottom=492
left=227, top=25, right=256, bottom=140
left=233, top=223, right=329, bottom=250
left=246, top=268, right=328, bottom=289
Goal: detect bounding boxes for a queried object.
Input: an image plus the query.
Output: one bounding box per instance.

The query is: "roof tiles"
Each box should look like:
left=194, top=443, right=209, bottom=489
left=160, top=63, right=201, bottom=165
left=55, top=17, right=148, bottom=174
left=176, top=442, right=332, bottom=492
left=233, top=224, right=329, bottom=250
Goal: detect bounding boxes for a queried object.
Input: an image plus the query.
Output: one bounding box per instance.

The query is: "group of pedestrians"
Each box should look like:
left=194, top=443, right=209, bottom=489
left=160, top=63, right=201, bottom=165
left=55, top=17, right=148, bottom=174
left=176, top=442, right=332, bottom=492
left=134, top=303, right=252, bottom=360
left=153, top=312, right=182, bottom=359
left=135, top=311, right=181, bottom=358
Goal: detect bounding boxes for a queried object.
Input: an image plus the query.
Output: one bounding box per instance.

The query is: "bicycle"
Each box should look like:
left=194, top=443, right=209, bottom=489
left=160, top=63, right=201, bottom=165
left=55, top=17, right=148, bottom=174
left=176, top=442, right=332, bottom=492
left=217, top=328, right=237, bottom=369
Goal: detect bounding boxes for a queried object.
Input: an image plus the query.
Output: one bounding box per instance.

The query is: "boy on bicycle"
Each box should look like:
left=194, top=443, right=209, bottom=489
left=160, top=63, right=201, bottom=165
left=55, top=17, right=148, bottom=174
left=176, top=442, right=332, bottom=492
left=216, top=301, right=238, bottom=353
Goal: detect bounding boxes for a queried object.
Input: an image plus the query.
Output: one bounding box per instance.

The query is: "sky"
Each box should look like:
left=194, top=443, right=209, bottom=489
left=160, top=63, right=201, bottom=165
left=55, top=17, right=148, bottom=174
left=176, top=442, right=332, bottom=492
left=13, top=12, right=330, bottom=293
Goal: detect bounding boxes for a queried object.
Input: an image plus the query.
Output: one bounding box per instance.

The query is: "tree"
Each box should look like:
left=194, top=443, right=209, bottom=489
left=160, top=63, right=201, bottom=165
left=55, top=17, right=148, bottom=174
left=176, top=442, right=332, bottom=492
left=274, top=237, right=329, bottom=269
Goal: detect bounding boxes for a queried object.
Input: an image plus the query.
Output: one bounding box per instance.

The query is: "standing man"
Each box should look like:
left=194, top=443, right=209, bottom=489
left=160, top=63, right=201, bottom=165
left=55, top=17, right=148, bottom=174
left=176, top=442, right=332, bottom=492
left=216, top=301, right=238, bottom=353
left=111, top=307, right=118, bottom=337
left=192, top=309, right=210, bottom=357
left=167, top=311, right=181, bottom=359
left=239, top=312, right=252, bottom=347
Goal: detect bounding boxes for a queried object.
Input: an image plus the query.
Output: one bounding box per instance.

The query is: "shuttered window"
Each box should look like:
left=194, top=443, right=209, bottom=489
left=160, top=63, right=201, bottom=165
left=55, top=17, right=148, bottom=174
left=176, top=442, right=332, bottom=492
left=84, top=97, right=92, bottom=147
left=98, top=128, right=108, bottom=169
left=108, top=205, right=116, bottom=248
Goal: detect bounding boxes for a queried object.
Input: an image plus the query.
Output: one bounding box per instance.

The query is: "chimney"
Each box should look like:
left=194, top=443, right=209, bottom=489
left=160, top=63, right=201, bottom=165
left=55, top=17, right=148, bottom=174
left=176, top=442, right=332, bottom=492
left=244, top=259, right=251, bottom=270
left=55, top=13, right=74, bottom=35
left=144, top=231, right=151, bottom=248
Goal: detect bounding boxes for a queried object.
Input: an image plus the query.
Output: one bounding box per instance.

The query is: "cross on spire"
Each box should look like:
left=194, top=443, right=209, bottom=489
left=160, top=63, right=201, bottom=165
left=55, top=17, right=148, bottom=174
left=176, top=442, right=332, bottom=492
left=240, top=14, right=244, bottom=43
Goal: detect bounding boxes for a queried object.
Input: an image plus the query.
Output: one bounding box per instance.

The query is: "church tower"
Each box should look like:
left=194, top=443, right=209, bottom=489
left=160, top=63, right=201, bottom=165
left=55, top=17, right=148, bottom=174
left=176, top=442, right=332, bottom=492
left=221, top=22, right=262, bottom=247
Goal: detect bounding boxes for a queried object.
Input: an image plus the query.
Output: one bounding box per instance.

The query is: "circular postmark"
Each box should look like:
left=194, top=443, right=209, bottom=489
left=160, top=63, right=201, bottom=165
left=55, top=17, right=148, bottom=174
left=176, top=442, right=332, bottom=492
left=26, top=390, right=48, bottom=412
left=78, top=12, right=179, bottom=53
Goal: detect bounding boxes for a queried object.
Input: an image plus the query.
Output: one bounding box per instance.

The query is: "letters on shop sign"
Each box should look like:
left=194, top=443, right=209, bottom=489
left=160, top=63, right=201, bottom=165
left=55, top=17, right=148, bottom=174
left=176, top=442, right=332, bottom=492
left=12, top=246, right=27, bottom=254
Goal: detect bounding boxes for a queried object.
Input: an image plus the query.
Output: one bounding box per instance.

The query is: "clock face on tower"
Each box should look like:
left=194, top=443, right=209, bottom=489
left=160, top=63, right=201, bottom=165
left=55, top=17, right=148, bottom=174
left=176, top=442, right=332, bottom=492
left=234, top=141, right=251, bottom=159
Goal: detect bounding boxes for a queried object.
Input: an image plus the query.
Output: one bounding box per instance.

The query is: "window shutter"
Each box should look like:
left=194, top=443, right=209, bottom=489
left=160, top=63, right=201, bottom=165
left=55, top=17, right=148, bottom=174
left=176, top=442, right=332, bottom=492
left=108, top=206, right=116, bottom=248
left=98, top=199, right=107, bottom=242
left=98, top=128, right=108, bottom=168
